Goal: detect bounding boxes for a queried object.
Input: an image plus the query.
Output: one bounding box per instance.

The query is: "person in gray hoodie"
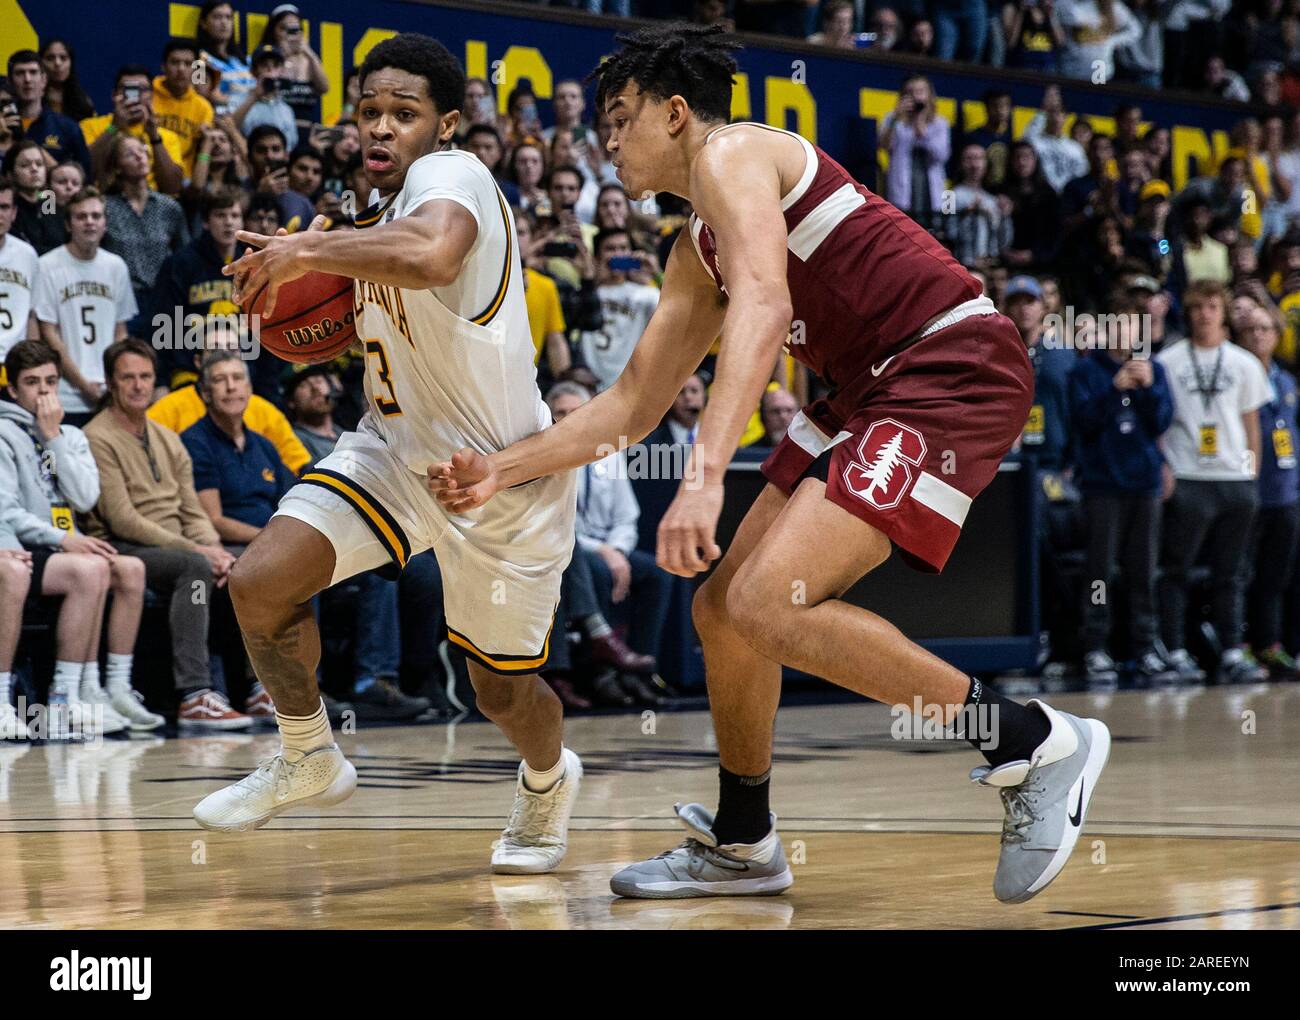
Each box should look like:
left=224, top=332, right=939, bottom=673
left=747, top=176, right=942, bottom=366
left=0, top=338, right=161, bottom=734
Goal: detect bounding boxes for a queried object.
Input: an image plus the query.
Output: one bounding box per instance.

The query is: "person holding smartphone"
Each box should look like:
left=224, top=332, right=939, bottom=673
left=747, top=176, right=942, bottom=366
left=233, top=45, right=299, bottom=151
left=880, top=74, right=950, bottom=231
left=266, top=4, right=329, bottom=132
left=577, top=228, right=661, bottom=392
left=82, top=65, right=186, bottom=198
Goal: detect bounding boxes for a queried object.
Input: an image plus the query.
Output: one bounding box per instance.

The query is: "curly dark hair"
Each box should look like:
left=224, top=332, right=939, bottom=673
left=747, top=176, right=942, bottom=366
left=589, top=22, right=739, bottom=124
left=358, top=32, right=465, bottom=118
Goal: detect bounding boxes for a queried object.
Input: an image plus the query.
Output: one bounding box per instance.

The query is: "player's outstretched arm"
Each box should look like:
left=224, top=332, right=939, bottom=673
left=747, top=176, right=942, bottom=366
left=225, top=200, right=477, bottom=317
left=428, top=232, right=727, bottom=513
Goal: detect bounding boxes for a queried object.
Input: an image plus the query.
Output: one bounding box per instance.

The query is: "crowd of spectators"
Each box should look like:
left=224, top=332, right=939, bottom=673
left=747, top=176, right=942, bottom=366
left=1, top=0, right=1298, bottom=742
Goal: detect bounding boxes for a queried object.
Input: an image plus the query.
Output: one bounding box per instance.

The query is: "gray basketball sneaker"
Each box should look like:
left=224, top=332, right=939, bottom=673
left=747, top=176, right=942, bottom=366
left=971, top=699, right=1111, bottom=903
left=609, top=802, right=794, bottom=899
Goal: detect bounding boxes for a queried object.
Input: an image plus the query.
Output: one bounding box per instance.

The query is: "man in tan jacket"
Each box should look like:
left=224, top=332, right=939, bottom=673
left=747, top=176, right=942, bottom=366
left=85, top=338, right=249, bottom=730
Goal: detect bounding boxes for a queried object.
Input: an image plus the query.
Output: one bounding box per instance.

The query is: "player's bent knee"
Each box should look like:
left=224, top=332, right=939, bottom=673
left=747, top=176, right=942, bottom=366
left=470, top=673, right=530, bottom=720
left=691, top=574, right=731, bottom=635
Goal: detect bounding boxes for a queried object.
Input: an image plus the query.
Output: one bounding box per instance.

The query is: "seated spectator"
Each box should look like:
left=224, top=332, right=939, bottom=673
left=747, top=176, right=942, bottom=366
left=152, top=38, right=216, bottom=178
left=757, top=387, right=799, bottom=447
left=196, top=0, right=255, bottom=117
left=577, top=228, right=661, bottom=391
left=1023, top=86, right=1089, bottom=194
left=1067, top=294, right=1174, bottom=683
left=549, top=381, right=671, bottom=667
left=82, top=65, right=186, bottom=198
left=1124, top=179, right=1173, bottom=280
left=644, top=372, right=707, bottom=448
left=287, top=145, right=324, bottom=213
left=510, top=140, right=548, bottom=216
left=5, top=140, right=65, bottom=255
left=5, top=50, right=90, bottom=172
left=264, top=5, right=329, bottom=132
left=0, top=522, right=32, bottom=739
left=464, top=125, right=521, bottom=206
left=547, top=133, right=601, bottom=223
left=1155, top=280, right=1272, bottom=683
left=148, top=318, right=309, bottom=473
left=961, top=89, right=1013, bottom=190
left=515, top=210, right=571, bottom=385
left=458, top=76, right=499, bottom=144
left=1055, top=0, right=1142, bottom=82
left=0, top=339, right=159, bottom=735
left=1175, top=196, right=1233, bottom=286
left=542, top=78, right=598, bottom=150
left=504, top=80, right=544, bottom=149
left=34, top=188, right=136, bottom=427
left=101, top=134, right=190, bottom=332
left=1202, top=53, right=1251, bottom=102
left=996, top=142, right=1061, bottom=270
left=49, top=161, right=85, bottom=214
left=907, top=18, right=937, bottom=56
left=1116, top=0, right=1163, bottom=87
left=40, top=39, right=95, bottom=121
left=1005, top=0, right=1066, bottom=72
left=84, top=339, right=248, bottom=729
left=233, top=45, right=300, bottom=152
left=247, top=125, right=315, bottom=231
left=183, top=122, right=250, bottom=232
left=950, top=143, right=1011, bottom=268
left=149, top=190, right=243, bottom=387
left=808, top=1, right=857, bottom=47
left=881, top=76, right=949, bottom=230
left=867, top=7, right=902, bottom=50
left=279, top=360, right=430, bottom=720
left=1238, top=304, right=1300, bottom=675
left=0, top=181, right=39, bottom=371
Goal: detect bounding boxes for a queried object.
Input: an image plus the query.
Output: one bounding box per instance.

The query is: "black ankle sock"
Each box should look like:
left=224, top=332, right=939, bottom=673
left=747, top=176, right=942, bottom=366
left=712, top=766, right=771, bottom=845
left=961, top=677, right=1052, bottom=768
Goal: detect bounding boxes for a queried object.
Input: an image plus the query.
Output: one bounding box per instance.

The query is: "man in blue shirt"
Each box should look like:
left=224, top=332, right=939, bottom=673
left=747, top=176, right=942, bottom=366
left=6, top=51, right=91, bottom=173
left=1068, top=293, right=1175, bottom=684
left=1238, top=305, right=1300, bottom=675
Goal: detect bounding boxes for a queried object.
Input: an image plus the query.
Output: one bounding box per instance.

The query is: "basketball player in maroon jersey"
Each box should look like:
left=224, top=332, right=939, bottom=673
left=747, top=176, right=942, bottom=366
left=428, top=23, right=1111, bottom=902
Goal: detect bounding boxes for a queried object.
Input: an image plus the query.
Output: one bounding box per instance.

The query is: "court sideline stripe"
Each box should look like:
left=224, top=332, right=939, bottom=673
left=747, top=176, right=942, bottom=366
left=1063, top=900, right=1300, bottom=930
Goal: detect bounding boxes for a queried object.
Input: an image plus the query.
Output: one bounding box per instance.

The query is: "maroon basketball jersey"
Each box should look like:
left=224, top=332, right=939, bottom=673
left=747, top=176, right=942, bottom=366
left=687, top=124, right=980, bottom=391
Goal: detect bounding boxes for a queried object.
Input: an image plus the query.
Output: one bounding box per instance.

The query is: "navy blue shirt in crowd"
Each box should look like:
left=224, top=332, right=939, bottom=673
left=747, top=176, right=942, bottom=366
left=1022, top=339, right=1076, bottom=470
left=1257, top=361, right=1300, bottom=508
left=1068, top=350, right=1174, bottom=496
left=181, top=415, right=296, bottom=529
left=24, top=108, right=92, bottom=173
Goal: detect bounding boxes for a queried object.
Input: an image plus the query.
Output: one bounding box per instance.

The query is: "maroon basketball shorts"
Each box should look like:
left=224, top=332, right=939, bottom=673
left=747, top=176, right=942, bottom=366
left=761, top=308, right=1032, bottom=573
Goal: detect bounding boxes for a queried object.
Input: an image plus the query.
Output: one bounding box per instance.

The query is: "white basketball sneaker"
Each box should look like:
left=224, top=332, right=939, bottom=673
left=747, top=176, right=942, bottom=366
left=108, top=688, right=165, bottom=731
left=78, top=685, right=131, bottom=736
left=192, top=744, right=357, bottom=832
left=491, top=747, right=583, bottom=874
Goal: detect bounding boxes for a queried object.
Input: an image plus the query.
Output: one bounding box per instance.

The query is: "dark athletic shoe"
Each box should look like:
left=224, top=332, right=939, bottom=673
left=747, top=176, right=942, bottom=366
left=351, top=679, right=430, bottom=721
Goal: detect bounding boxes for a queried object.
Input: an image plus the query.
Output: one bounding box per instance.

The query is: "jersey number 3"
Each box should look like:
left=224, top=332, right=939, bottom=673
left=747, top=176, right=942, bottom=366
left=365, top=338, right=403, bottom=417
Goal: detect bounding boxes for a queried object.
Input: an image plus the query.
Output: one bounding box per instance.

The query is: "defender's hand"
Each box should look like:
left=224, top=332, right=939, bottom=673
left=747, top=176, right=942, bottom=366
left=656, top=482, right=724, bottom=577
left=427, top=448, right=501, bottom=513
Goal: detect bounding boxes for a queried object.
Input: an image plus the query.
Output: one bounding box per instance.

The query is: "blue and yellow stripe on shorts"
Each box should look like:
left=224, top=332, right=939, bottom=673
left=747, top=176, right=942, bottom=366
left=299, top=467, right=411, bottom=570
left=447, top=610, right=556, bottom=676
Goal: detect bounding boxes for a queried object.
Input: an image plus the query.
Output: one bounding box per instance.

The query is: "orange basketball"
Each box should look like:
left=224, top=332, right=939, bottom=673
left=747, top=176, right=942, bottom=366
left=247, top=271, right=358, bottom=365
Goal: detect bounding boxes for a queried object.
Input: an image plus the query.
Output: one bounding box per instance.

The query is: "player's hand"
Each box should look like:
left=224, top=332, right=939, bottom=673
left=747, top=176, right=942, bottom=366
left=598, top=544, right=632, bottom=602
left=426, top=448, right=501, bottom=513
left=656, top=481, right=724, bottom=577
left=225, top=228, right=314, bottom=317
left=33, top=392, right=64, bottom=441
left=60, top=533, right=117, bottom=558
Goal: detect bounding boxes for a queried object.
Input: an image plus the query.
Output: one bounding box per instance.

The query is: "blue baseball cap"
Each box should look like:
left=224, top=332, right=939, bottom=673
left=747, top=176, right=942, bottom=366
left=1005, top=275, right=1043, bottom=300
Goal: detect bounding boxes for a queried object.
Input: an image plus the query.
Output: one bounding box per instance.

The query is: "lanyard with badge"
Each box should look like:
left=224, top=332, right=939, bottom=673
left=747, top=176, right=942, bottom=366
left=1023, top=342, right=1045, bottom=445
left=1266, top=373, right=1297, bottom=470
left=24, top=424, right=76, bottom=534
left=1191, top=346, right=1224, bottom=464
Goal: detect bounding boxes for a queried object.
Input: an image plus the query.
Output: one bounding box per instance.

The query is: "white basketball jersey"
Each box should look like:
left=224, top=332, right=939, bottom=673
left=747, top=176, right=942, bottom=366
left=0, top=233, right=39, bottom=364
left=352, top=150, right=548, bottom=473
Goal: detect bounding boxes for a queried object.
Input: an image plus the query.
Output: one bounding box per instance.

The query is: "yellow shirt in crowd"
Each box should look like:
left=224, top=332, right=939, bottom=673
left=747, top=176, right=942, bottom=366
left=150, top=77, right=215, bottom=177
left=147, top=386, right=311, bottom=475
left=79, top=115, right=187, bottom=191
left=524, top=267, right=566, bottom=364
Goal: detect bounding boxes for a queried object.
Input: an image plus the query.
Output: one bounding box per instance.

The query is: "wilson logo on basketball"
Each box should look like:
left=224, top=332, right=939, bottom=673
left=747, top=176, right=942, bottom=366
left=283, top=309, right=355, bottom=348
left=843, top=419, right=926, bottom=510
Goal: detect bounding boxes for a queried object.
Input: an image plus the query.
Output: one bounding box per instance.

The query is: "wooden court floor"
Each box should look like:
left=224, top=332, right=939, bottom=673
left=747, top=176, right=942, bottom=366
left=1, top=686, right=1298, bottom=930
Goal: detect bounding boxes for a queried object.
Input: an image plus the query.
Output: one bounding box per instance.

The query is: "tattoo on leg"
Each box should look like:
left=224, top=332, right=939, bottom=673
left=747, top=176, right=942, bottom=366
left=241, top=607, right=320, bottom=709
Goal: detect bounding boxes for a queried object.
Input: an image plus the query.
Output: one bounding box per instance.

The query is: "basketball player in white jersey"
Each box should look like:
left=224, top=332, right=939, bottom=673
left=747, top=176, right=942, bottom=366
left=192, top=34, right=582, bottom=875
left=0, top=182, right=40, bottom=380
left=32, top=188, right=135, bottom=427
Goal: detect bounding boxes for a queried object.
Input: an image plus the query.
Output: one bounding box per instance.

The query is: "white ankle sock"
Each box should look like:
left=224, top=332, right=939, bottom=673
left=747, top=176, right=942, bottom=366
left=52, top=661, right=84, bottom=699
left=523, top=749, right=567, bottom=793
left=106, top=653, right=133, bottom=695
left=276, top=700, right=333, bottom=759
left=80, top=661, right=102, bottom=698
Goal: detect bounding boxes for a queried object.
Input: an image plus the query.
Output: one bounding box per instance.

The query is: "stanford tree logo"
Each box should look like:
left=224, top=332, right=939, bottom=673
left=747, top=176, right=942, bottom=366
left=843, top=419, right=926, bottom=509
